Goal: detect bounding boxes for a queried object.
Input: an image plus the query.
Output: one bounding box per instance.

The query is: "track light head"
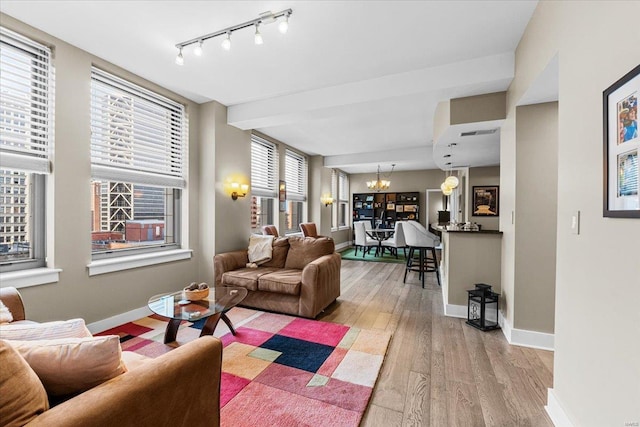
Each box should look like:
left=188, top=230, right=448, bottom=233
left=193, top=40, right=203, bottom=56
left=279, top=13, right=290, bottom=34
left=221, top=32, right=231, bottom=51
left=254, top=24, right=263, bottom=45
left=175, top=47, right=184, bottom=65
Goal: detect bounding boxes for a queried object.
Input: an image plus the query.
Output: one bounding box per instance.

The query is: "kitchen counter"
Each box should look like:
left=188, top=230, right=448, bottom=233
left=432, top=223, right=502, bottom=318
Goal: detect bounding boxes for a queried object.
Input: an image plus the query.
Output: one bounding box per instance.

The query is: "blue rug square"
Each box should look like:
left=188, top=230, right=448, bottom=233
left=260, top=334, right=334, bottom=373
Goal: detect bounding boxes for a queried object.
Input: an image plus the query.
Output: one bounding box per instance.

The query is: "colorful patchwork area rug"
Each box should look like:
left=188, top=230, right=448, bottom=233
left=98, top=307, right=392, bottom=427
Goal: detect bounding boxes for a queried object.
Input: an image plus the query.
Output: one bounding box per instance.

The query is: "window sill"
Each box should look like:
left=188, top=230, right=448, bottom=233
left=0, top=267, right=62, bottom=289
left=87, top=248, right=192, bottom=276
left=338, top=226, right=350, bottom=231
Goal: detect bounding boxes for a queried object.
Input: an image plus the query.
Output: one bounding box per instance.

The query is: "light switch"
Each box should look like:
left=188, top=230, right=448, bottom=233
left=571, top=210, right=580, bottom=235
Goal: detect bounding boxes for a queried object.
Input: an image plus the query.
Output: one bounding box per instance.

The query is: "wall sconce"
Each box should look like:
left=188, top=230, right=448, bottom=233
left=321, top=193, right=334, bottom=207
left=231, top=182, right=249, bottom=200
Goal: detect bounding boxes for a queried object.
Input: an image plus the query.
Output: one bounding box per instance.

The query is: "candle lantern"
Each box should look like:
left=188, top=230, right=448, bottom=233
left=466, top=283, right=500, bottom=331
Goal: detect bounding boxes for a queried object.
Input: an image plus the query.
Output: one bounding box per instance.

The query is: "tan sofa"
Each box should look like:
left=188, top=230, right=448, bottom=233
left=0, top=287, right=222, bottom=427
left=214, top=236, right=341, bottom=318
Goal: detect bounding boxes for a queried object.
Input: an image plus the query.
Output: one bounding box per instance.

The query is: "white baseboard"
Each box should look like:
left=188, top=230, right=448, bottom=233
left=499, top=311, right=555, bottom=351
left=444, top=303, right=467, bottom=319
left=335, top=241, right=351, bottom=251
left=545, top=388, right=575, bottom=427
left=87, top=305, right=150, bottom=334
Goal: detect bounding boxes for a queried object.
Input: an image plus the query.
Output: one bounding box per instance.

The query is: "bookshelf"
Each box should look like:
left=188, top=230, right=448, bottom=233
left=353, top=191, right=420, bottom=228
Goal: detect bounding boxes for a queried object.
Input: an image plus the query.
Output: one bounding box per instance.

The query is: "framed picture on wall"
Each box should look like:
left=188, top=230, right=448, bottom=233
left=472, top=186, right=499, bottom=216
left=603, top=64, right=640, bottom=218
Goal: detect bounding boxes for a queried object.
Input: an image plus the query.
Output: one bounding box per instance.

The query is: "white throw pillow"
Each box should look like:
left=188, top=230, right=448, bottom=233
left=0, top=300, right=13, bottom=324
left=0, top=318, right=92, bottom=341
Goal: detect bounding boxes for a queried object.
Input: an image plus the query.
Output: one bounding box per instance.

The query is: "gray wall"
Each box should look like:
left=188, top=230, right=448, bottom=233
left=514, top=102, right=557, bottom=333
left=504, top=2, right=640, bottom=424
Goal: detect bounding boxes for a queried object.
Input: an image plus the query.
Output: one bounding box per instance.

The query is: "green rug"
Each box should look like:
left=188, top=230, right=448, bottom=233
left=340, top=246, right=407, bottom=264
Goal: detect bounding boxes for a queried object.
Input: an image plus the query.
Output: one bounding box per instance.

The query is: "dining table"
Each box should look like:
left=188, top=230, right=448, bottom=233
left=366, top=228, right=395, bottom=257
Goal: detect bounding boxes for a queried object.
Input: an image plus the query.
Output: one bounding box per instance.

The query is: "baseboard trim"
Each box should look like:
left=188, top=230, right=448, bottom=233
left=444, top=303, right=467, bottom=319
left=545, top=388, right=575, bottom=427
left=499, top=311, right=555, bottom=351
left=335, top=241, right=351, bottom=251
left=87, top=305, right=150, bottom=334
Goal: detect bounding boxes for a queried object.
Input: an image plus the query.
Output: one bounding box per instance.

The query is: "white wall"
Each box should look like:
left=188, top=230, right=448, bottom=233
left=509, top=2, right=640, bottom=425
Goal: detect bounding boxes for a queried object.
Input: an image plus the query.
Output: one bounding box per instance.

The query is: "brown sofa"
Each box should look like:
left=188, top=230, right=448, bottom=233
left=0, top=287, right=222, bottom=427
left=214, top=236, right=341, bottom=318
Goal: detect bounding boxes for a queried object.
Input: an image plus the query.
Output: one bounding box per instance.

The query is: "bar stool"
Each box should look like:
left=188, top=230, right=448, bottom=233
left=401, top=221, right=441, bottom=288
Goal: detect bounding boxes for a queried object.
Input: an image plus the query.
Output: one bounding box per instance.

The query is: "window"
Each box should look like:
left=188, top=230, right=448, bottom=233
left=331, top=170, right=337, bottom=229
left=90, top=68, right=186, bottom=259
left=250, top=135, right=278, bottom=232
left=0, top=27, right=53, bottom=273
left=284, top=149, right=307, bottom=234
left=338, top=171, right=349, bottom=227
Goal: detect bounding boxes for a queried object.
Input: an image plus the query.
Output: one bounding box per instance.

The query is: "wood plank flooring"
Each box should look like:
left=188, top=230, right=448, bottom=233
left=317, top=259, right=554, bottom=427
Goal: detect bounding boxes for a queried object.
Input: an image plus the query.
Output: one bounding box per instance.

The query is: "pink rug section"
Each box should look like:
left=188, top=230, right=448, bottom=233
left=317, top=346, right=348, bottom=377
left=278, top=317, right=350, bottom=347
left=220, top=326, right=274, bottom=347
left=220, top=372, right=251, bottom=407
left=221, top=381, right=362, bottom=427
left=255, top=363, right=372, bottom=413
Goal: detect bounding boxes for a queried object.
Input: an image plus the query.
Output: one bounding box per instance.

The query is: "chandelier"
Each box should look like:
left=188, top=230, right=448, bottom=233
left=367, top=164, right=395, bottom=192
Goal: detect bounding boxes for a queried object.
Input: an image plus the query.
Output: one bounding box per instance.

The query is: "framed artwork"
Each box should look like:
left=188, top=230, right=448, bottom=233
left=279, top=180, right=286, bottom=212
left=472, top=186, right=499, bottom=217
left=603, top=64, right=640, bottom=218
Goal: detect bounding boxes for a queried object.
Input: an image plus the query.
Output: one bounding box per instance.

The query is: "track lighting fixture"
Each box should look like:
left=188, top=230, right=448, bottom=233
left=279, top=12, right=290, bottom=34
left=193, top=40, right=203, bottom=56
left=174, top=8, right=292, bottom=65
left=254, top=23, right=263, bottom=45
left=175, top=47, right=184, bottom=66
left=221, top=32, right=231, bottom=51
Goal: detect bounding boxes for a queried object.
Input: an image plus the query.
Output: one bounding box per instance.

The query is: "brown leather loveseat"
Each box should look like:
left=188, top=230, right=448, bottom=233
left=214, top=236, right=341, bottom=318
left=0, top=287, right=222, bottom=427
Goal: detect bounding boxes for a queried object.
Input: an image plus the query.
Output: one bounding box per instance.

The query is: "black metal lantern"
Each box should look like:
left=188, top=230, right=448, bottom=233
left=466, top=283, right=500, bottom=331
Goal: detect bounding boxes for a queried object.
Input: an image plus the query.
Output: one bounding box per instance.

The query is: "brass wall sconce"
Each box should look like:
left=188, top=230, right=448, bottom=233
left=320, top=193, right=334, bottom=207
left=231, top=182, right=249, bottom=200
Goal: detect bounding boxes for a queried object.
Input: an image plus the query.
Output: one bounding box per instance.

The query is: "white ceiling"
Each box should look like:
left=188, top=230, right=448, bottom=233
left=0, top=0, right=538, bottom=173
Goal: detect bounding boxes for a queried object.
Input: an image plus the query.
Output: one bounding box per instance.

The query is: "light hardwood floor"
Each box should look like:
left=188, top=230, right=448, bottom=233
left=317, top=259, right=554, bottom=427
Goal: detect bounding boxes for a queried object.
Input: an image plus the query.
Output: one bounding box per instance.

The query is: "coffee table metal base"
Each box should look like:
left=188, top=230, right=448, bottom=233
left=163, top=312, right=236, bottom=344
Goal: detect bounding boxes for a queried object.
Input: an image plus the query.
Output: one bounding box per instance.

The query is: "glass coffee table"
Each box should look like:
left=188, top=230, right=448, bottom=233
left=148, top=286, right=248, bottom=344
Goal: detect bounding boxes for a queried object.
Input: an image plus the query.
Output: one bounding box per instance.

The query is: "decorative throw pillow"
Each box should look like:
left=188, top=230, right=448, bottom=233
left=0, top=340, right=49, bottom=426
left=7, top=335, right=126, bottom=396
left=0, top=318, right=92, bottom=341
left=0, top=300, right=13, bottom=324
left=284, top=236, right=335, bottom=269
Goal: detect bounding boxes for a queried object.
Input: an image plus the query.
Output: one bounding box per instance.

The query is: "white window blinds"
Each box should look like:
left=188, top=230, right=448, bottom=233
left=0, top=27, right=54, bottom=174
left=251, top=134, right=278, bottom=198
left=90, top=68, right=187, bottom=188
left=338, top=171, right=348, bottom=202
left=285, top=149, right=307, bottom=202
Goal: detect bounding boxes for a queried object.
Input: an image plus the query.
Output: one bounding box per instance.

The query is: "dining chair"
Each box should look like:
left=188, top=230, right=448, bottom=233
left=353, top=221, right=378, bottom=257
left=261, top=225, right=279, bottom=237
left=381, top=221, right=407, bottom=258
left=402, top=221, right=441, bottom=288
left=300, top=222, right=319, bottom=237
